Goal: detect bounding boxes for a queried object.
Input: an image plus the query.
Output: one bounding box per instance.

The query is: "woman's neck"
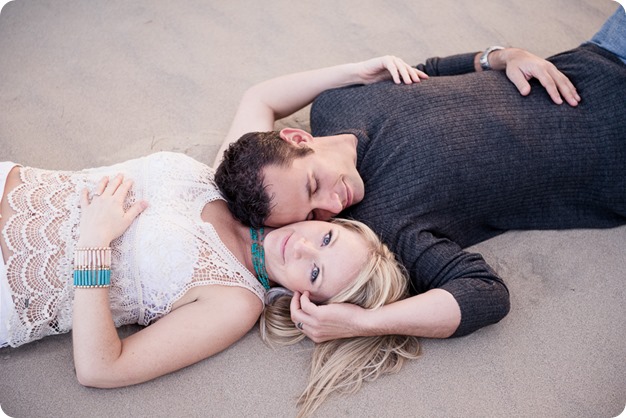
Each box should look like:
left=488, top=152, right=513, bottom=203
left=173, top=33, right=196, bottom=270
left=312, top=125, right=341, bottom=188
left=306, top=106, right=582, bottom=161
left=231, top=217, right=276, bottom=286
left=200, top=200, right=256, bottom=273
left=200, top=199, right=277, bottom=287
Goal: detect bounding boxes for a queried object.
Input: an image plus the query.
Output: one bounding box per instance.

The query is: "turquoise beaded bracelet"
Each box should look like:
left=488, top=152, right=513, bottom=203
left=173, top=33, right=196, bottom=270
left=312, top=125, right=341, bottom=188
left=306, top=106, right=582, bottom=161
left=73, top=269, right=111, bottom=288
left=73, top=247, right=112, bottom=288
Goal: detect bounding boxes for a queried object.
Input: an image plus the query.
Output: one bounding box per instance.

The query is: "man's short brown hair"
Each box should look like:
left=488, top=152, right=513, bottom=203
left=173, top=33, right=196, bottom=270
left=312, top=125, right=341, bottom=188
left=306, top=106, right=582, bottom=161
left=215, top=131, right=314, bottom=227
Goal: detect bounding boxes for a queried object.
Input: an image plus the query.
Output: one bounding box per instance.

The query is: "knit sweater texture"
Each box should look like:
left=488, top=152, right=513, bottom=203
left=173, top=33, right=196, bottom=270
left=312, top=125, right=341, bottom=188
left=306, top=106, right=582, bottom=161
left=310, top=44, right=626, bottom=337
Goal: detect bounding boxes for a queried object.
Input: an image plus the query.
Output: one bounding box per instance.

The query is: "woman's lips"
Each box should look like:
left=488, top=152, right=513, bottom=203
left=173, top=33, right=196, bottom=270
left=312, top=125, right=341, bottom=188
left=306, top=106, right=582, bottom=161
left=281, top=231, right=293, bottom=264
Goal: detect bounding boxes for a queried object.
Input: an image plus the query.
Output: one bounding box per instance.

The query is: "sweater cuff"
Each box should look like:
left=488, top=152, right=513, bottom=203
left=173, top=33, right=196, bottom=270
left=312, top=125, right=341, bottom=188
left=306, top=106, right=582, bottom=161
left=416, top=52, right=479, bottom=76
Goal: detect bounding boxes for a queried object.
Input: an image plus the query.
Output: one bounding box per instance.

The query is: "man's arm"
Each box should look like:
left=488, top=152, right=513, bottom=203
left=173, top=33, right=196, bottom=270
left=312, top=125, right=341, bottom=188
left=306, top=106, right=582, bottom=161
left=417, top=47, right=580, bottom=106
left=475, top=47, right=580, bottom=106
left=291, top=275, right=510, bottom=341
left=290, top=231, right=510, bottom=342
left=292, top=288, right=461, bottom=341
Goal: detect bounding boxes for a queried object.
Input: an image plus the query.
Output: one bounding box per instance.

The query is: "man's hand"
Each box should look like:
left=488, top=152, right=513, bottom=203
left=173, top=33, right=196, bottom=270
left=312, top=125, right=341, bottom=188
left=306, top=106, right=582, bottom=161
left=290, top=291, right=367, bottom=343
left=487, top=47, right=581, bottom=106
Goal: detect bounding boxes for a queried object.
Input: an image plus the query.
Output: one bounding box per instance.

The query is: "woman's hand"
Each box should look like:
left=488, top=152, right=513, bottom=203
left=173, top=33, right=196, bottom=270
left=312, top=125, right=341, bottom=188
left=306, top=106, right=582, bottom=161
left=357, top=55, right=429, bottom=85
left=78, top=174, right=148, bottom=247
left=290, top=291, right=364, bottom=342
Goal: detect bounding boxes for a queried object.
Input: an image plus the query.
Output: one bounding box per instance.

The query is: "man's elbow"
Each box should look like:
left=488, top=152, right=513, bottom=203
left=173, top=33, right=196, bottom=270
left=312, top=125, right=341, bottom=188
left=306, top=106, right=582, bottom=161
left=450, top=282, right=510, bottom=338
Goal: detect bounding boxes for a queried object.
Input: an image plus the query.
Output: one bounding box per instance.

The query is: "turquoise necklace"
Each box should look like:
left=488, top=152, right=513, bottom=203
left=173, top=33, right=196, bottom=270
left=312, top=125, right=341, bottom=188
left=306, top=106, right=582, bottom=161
left=249, top=227, right=271, bottom=291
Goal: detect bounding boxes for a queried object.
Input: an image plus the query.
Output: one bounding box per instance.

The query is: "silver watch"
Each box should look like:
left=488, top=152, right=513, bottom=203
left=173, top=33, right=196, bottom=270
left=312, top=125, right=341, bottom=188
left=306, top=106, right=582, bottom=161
left=479, top=46, right=505, bottom=71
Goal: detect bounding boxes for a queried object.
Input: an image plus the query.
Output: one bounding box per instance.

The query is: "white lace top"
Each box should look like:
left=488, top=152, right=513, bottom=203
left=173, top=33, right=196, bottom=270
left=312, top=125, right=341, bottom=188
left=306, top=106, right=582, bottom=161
left=2, top=152, right=265, bottom=347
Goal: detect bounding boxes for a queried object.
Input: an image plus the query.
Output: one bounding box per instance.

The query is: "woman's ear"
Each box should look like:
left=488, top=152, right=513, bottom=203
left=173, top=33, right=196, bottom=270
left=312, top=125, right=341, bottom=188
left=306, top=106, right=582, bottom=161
left=279, top=128, right=314, bottom=146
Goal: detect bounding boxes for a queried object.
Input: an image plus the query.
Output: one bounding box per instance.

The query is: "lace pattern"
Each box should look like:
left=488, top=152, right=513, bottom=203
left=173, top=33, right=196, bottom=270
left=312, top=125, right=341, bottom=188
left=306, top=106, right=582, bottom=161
left=2, top=152, right=265, bottom=347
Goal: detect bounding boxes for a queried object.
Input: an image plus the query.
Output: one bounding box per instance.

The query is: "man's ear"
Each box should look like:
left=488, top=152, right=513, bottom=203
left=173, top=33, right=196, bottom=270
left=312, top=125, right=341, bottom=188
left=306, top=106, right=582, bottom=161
left=279, top=128, right=314, bottom=146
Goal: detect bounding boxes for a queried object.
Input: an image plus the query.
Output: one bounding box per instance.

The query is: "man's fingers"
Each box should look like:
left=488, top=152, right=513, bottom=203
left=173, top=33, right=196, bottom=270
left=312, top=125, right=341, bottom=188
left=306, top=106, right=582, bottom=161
left=558, top=85, right=579, bottom=107
left=535, top=72, right=563, bottom=105
left=508, top=69, right=532, bottom=97
left=509, top=65, right=580, bottom=107
left=550, top=68, right=580, bottom=106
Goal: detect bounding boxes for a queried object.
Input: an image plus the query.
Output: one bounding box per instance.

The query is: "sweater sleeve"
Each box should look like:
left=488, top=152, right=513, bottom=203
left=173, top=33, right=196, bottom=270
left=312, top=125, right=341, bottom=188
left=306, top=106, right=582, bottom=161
left=396, top=229, right=511, bottom=337
left=416, top=52, right=478, bottom=76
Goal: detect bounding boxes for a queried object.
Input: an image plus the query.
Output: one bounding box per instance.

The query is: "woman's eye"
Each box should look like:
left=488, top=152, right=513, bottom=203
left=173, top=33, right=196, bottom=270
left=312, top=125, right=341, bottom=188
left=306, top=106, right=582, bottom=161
left=322, top=231, right=332, bottom=246
left=311, top=265, right=320, bottom=283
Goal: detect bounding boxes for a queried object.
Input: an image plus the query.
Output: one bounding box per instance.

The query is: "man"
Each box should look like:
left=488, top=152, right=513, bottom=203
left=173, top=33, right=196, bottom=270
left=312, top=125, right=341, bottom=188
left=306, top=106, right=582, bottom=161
left=215, top=8, right=626, bottom=341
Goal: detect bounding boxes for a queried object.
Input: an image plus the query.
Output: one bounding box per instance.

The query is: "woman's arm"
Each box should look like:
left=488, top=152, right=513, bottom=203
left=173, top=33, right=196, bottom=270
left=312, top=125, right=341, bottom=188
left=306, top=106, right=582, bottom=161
left=212, top=55, right=428, bottom=167
left=71, top=175, right=263, bottom=386
left=74, top=285, right=262, bottom=387
left=71, top=174, right=146, bottom=380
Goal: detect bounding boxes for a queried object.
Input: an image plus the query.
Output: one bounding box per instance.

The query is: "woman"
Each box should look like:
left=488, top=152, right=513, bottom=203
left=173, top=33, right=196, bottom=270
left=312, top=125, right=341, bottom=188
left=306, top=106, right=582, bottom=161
left=0, top=55, right=426, bottom=417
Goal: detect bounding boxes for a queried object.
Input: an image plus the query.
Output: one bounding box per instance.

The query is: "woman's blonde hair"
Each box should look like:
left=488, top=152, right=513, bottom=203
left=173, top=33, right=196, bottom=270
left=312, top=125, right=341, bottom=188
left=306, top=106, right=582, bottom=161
left=260, top=218, right=421, bottom=418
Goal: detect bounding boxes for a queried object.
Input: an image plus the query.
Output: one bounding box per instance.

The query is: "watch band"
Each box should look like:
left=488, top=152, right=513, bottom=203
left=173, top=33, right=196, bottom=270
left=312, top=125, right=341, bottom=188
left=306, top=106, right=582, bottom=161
left=479, top=46, right=505, bottom=71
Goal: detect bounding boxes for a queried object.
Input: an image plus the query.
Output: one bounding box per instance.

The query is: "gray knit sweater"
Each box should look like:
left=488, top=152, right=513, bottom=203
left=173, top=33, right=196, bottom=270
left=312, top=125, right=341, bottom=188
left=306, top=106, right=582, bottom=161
left=310, top=44, right=626, bottom=337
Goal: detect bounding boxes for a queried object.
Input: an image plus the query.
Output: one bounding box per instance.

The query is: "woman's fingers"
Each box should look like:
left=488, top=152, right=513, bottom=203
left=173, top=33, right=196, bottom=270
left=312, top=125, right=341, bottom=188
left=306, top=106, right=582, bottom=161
left=384, top=56, right=402, bottom=84
left=101, top=173, right=124, bottom=196
left=94, top=174, right=137, bottom=203
left=93, top=176, right=109, bottom=198
left=125, top=197, right=149, bottom=222
left=80, top=188, right=90, bottom=208
left=114, top=178, right=135, bottom=201
left=389, top=56, right=428, bottom=84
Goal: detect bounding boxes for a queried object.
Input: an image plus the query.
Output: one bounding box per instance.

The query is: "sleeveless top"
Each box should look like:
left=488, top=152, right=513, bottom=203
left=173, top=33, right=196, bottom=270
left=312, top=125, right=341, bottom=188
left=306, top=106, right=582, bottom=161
left=2, top=152, right=265, bottom=347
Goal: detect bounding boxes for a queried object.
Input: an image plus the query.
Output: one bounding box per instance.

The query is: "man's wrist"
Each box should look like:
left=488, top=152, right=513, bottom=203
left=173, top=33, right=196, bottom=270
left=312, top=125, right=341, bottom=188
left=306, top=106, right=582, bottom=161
left=355, top=307, right=383, bottom=337
left=479, top=46, right=505, bottom=71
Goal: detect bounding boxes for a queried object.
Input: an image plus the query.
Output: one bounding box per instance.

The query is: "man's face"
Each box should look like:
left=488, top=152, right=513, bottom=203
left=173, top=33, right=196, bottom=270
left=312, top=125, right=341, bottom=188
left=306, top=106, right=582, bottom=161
left=262, top=144, right=364, bottom=227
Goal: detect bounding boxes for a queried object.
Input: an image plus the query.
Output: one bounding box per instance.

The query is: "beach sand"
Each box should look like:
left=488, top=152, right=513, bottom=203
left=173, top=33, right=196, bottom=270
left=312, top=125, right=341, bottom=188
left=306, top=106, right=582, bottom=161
left=1, top=1, right=624, bottom=417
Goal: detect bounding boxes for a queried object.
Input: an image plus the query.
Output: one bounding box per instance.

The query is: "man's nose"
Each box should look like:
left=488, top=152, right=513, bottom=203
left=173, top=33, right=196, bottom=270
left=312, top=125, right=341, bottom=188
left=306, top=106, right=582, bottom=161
left=314, top=193, right=343, bottom=220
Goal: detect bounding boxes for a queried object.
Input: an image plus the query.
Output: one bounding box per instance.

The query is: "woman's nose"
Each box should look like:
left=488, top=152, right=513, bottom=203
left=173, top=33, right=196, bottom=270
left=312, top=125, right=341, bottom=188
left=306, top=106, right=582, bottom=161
left=293, top=238, right=316, bottom=259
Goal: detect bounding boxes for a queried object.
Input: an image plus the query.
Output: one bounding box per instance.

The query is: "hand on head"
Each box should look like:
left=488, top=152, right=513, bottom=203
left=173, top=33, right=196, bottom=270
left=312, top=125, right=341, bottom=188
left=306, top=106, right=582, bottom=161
left=290, top=290, right=367, bottom=343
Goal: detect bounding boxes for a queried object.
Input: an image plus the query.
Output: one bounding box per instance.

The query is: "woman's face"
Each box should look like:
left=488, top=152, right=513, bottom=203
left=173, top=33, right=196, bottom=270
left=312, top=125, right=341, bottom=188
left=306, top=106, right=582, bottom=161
left=263, top=221, right=368, bottom=303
